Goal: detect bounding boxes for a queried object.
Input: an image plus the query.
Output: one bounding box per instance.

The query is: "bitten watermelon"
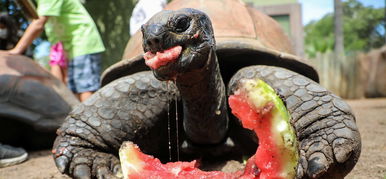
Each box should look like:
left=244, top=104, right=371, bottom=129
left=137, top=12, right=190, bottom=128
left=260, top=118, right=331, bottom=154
left=228, top=79, right=298, bottom=179
left=119, top=79, right=298, bottom=179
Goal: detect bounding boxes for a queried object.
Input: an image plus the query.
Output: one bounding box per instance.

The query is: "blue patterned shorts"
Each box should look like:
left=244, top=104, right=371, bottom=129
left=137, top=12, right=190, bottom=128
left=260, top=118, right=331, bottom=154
left=67, top=53, right=102, bottom=93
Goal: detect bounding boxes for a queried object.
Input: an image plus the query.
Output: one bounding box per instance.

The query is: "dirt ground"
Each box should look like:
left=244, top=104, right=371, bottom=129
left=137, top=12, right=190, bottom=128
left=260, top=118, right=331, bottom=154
left=0, top=98, right=385, bottom=179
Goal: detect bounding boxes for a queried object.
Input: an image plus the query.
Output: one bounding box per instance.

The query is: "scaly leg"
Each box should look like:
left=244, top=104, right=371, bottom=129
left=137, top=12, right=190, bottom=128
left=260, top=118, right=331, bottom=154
left=52, top=71, right=179, bottom=178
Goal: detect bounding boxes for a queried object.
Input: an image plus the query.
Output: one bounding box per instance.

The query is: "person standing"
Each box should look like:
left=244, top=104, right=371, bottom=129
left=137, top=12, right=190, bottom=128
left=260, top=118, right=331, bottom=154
left=130, top=0, right=166, bottom=36
left=2, top=0, right=105, bottom=102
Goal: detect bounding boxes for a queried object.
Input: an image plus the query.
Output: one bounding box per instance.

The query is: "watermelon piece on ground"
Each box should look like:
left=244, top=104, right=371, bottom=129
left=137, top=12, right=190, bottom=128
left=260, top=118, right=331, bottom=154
left=119, top=141, right=242, bottom=179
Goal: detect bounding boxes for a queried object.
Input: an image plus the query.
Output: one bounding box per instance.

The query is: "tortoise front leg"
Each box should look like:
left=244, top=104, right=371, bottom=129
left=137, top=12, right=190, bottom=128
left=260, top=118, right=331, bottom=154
left=228, top=65, right=361, bottom=179
left=52, top=71, right=178, bottom=178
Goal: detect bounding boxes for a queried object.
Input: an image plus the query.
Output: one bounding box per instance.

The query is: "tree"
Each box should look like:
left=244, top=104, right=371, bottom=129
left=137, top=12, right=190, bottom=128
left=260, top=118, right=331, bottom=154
left=83, top=0, right=135, bottom=69
left=334, top=0, right=344, bottom=57
left=304, top=0, right=385, bottom=58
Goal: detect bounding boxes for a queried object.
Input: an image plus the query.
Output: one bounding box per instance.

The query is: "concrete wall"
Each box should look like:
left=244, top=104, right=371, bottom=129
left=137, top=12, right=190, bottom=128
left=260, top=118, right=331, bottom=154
left=245, top=0, right=304, bottom=57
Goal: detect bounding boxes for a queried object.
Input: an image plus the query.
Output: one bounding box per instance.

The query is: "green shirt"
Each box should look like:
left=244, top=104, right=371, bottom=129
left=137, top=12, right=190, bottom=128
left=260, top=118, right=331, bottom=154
left=36, top=0, right=105, bottom=59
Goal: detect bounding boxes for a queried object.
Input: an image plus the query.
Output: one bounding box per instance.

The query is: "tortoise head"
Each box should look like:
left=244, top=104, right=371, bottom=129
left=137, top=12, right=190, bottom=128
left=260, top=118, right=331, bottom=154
left=141, top=8, right=215, bottom=81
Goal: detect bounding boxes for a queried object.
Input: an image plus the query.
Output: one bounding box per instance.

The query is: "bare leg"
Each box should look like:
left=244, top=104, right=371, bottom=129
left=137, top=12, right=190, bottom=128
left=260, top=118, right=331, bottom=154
left=50, top=65, right=66, bottom=84
left=78, top=91, right=93, bottom=102
left=62, top=67, right=68, bottom=84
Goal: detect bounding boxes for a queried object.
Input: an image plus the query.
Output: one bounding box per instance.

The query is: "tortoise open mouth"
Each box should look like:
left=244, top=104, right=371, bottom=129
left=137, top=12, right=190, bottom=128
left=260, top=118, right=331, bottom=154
left=143, top=46, right=183, bottom=69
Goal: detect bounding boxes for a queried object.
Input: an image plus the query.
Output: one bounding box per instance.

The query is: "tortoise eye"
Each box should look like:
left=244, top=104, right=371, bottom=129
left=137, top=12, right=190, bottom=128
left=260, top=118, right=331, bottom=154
left=174, top=15, right=190, bottom=32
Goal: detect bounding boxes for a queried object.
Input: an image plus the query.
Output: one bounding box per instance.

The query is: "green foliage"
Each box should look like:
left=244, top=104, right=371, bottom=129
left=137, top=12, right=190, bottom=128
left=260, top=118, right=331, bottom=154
left=304, top=0, right=385, bottom=58
left=304, top=14, right=335, bottom=57
left=83, top=0, right=135, bottom=70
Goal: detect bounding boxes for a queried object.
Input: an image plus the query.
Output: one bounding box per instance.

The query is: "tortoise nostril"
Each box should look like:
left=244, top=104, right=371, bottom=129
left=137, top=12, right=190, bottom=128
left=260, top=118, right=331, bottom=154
left=146, top=40, right=152, bottom=46
left=148, top=37, right=160, bottom=45
left=146, top=36, right=162, bottom=51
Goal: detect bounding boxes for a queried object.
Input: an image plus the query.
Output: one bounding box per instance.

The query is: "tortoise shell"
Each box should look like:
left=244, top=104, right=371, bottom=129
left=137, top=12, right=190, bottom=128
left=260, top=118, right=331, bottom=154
left=0, top=54, right=78, bottom=132
left=101, top=0, right=319, bottom=86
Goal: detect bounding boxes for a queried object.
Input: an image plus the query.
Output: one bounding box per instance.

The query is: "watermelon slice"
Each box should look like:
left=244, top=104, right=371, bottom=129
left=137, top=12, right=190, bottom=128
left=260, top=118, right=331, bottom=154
left=119, top=79, right=298, bottom=179
left=228, top=79, right=298, bottom=179
left=119, top=141, right=242, bottom=179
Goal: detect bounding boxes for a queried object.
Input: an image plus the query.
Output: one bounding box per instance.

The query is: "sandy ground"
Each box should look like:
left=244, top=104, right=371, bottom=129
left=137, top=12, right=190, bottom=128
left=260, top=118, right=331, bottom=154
left=0, top=98, right=385, bottom=179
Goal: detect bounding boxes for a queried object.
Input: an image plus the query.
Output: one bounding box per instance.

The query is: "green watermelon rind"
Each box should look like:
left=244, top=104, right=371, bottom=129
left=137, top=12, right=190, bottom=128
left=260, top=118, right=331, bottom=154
left=237, top=78, right=299, bottom=178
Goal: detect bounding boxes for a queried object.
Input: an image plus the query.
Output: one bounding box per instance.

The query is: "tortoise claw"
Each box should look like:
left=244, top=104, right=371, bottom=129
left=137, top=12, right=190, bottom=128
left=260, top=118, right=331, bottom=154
left=93, top=152, right=121, bottom=179
left=113, top=164, right=123, bottom=176
left=306, top=152, right=329, bottom=178
left=73, top=164, right=91, bottom=179
left=96, top=167, right=120, bottom=179
left=55, top=156, right=69, bottom=173
left=333, top=138, right=353, bottom=163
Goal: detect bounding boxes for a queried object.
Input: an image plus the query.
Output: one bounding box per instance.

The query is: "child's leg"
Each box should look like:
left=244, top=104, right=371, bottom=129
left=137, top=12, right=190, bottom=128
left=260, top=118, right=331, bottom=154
left=67, top=53, right=101, bottom=102
left=50, top=64, right=66, bottom=84
left=62, top=67, right=68, bottom=84
left=79, top=91, right=93, bottom=101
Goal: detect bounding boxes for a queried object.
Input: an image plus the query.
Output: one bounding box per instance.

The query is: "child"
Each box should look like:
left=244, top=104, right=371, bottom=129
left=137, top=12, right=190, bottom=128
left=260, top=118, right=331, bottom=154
left=3, top=0, right=105, bottom=102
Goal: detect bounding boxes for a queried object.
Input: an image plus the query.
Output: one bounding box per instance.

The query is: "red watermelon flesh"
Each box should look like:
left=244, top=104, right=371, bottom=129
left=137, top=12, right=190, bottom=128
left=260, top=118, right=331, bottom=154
left=119, top=142, right=243, bottom=179
left=119, top=79, right=298, bottom=179
left=228, top=79, right=298, bottom=179
left=143, top=46, right=182, bottom=69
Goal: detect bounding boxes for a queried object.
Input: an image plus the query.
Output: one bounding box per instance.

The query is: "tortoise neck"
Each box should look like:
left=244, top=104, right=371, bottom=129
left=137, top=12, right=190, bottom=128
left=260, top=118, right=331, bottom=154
left=176, top=49, right=229, bottom=145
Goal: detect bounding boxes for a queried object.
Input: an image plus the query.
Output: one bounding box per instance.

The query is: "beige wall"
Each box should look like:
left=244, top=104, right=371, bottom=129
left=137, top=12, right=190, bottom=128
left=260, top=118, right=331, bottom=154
left=252, top=3, right=304, bottom=57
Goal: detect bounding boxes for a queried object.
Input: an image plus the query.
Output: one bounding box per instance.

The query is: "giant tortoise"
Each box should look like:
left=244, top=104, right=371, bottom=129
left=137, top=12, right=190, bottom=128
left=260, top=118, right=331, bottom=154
left=52, top=0, right=361, bottom=178
left=0, top=54, right=78, bottom=148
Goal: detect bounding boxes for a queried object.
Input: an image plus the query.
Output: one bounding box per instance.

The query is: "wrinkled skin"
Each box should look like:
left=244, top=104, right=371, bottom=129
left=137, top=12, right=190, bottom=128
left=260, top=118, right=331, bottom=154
left=52, top=9, right=361, bottom=179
